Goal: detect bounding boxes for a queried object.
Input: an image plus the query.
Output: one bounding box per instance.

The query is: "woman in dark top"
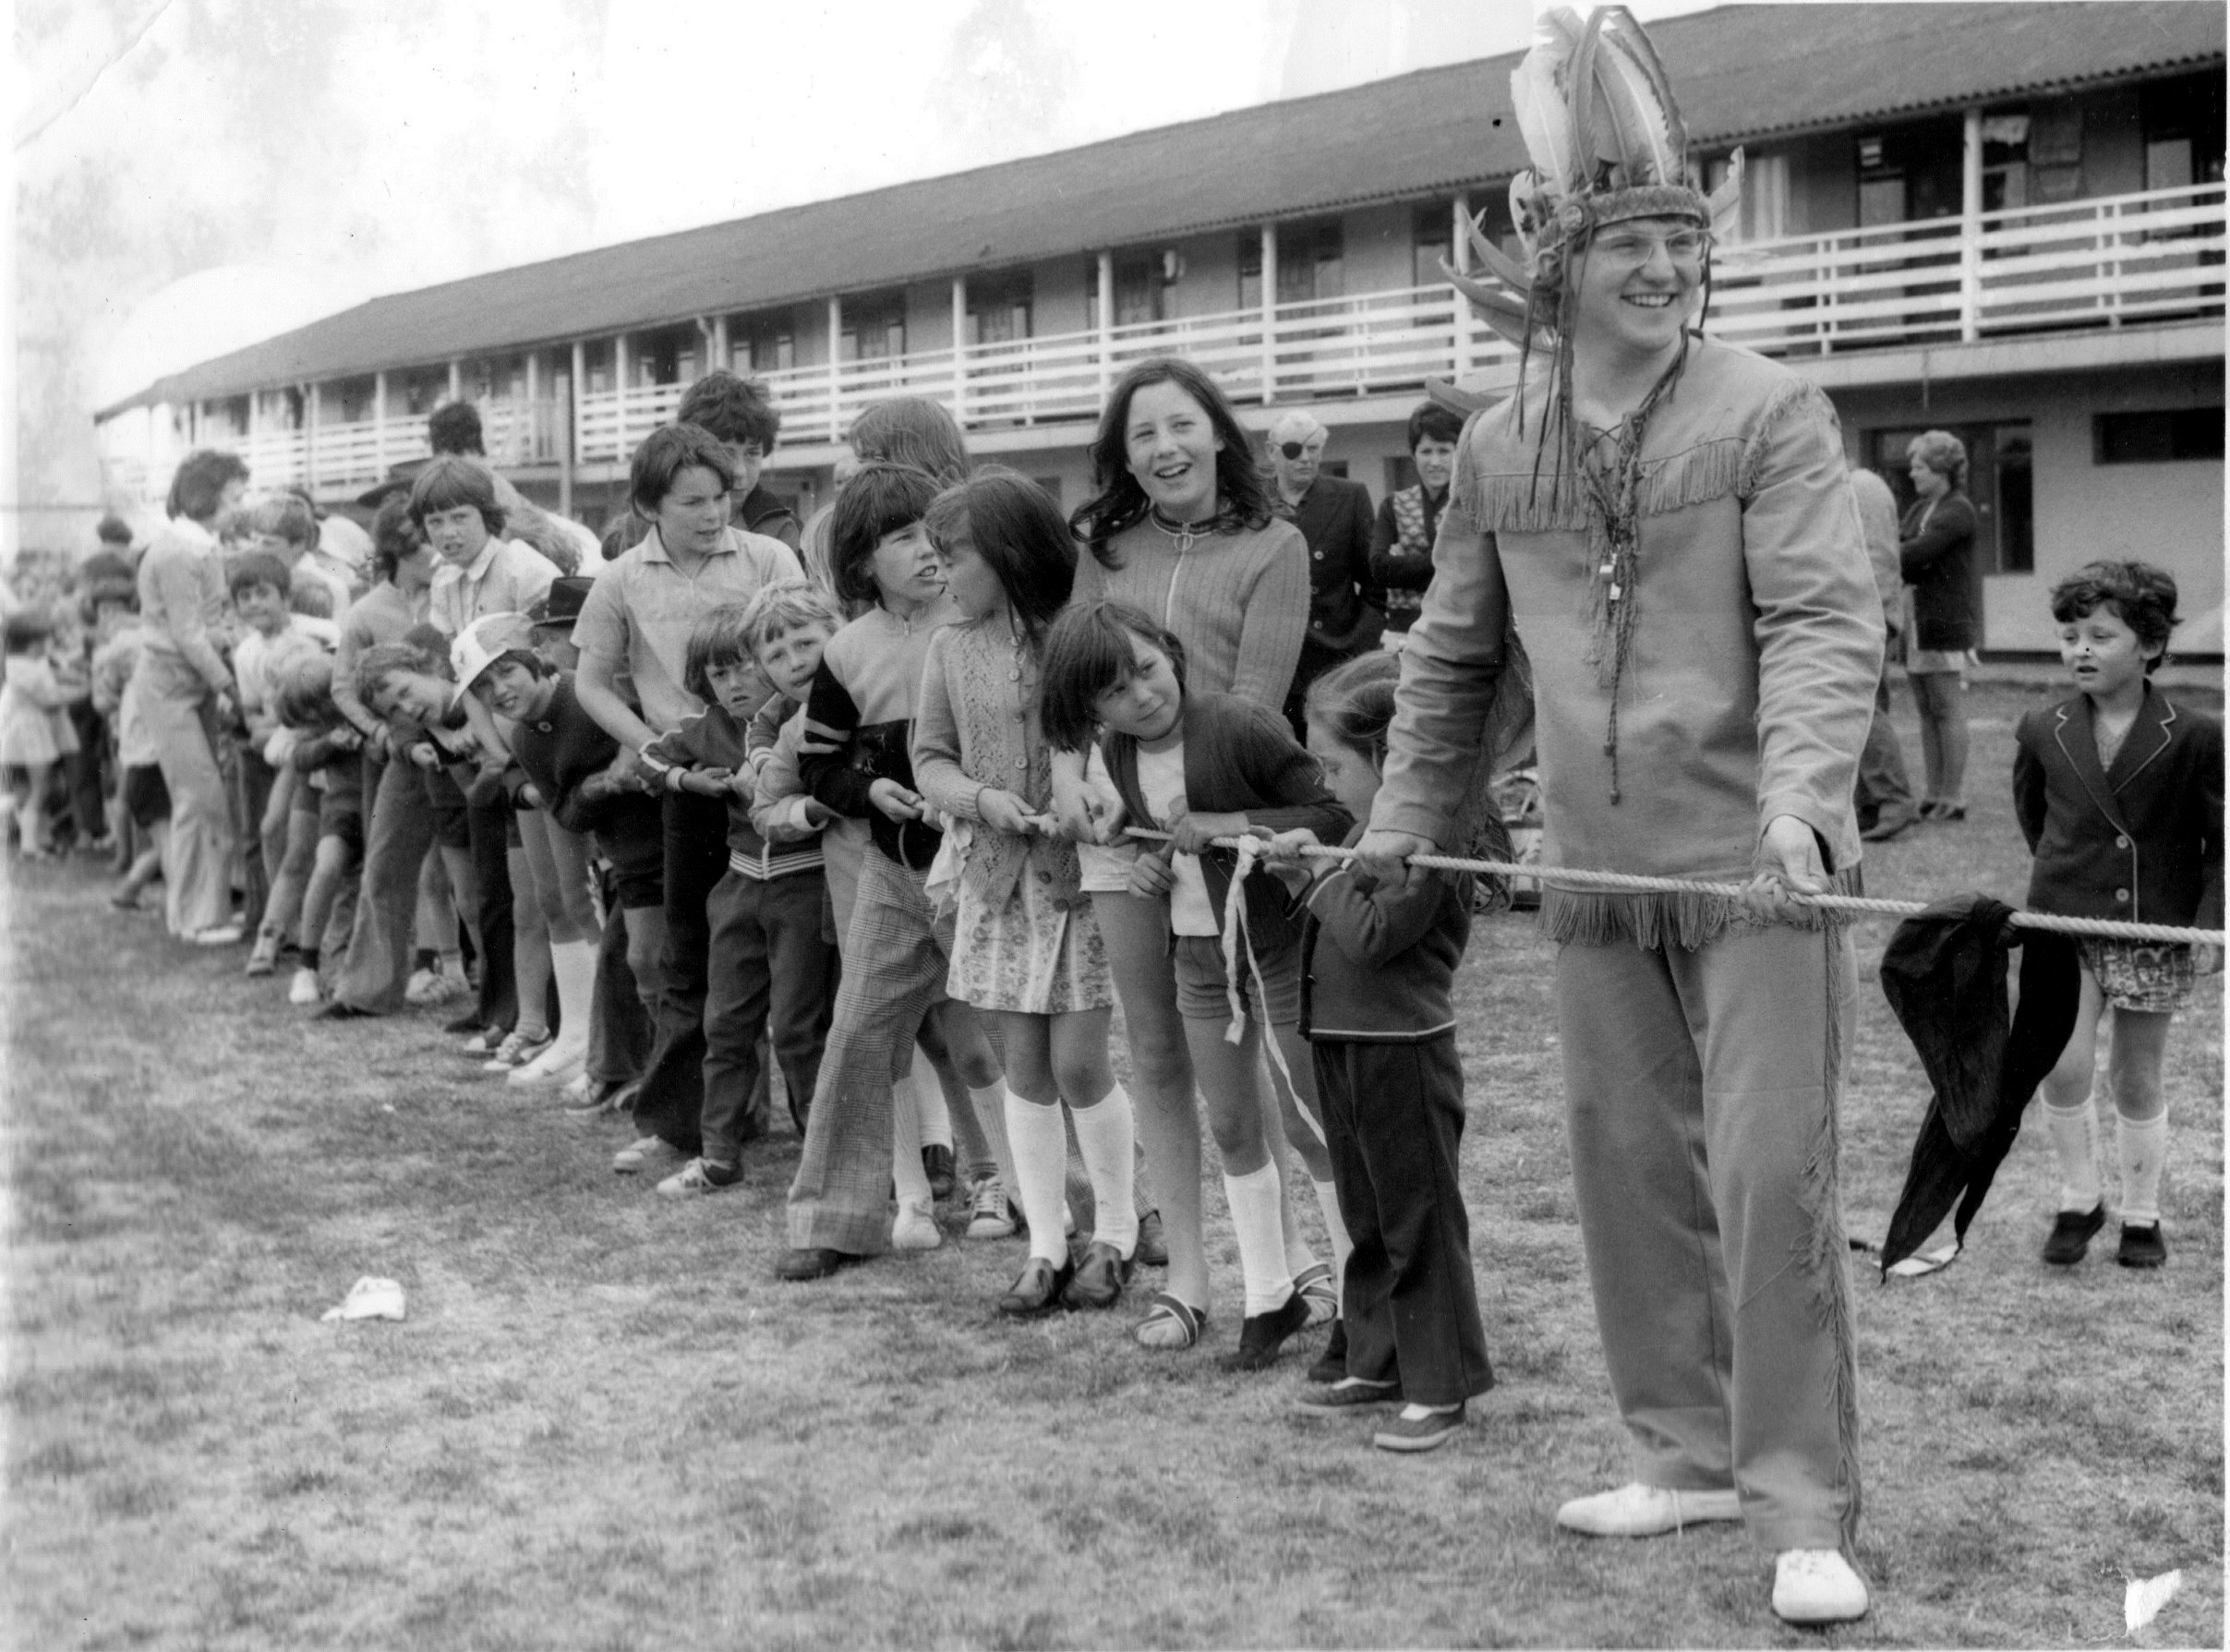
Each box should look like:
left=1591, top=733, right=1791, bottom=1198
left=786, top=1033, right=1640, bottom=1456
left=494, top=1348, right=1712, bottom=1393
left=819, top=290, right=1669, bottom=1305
left=1898, top=429, right=1979, bottom=821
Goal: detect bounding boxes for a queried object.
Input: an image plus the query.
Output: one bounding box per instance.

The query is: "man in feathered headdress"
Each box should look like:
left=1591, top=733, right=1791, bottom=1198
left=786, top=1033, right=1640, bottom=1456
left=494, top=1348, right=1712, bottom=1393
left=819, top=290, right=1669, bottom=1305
left=1356, top=6, right=1883, bottom=1626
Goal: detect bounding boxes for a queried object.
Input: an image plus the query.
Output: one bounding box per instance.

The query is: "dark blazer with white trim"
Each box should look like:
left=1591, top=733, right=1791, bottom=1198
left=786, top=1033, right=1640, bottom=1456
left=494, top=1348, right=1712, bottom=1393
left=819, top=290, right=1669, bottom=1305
left=2011, top=683, right=2223, bottom=930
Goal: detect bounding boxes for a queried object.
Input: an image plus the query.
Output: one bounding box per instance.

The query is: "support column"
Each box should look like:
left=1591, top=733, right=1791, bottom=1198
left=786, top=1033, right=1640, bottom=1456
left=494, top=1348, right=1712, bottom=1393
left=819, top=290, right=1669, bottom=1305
left=1960, top=106, right=1983, bottom=344
left=372, top=373, right=388, bottom=476
left=1260, top=224, right=1278, bottom=405
left=1096, top=251, right=1115, bottom=400
left=564, top=343, right=584, bottom=518
left=712, top=315, right=730, bottom=374
left=447, top=359, right=463, bottom=405
left=826, top=296, right=844, bottom=443
left=950, top=276, right=968, bottom=427
left=613, top=334, right=633, bottom=453
left=304, top=383, right=319, bottom=491
left=524, top=351, right=541, bottom=464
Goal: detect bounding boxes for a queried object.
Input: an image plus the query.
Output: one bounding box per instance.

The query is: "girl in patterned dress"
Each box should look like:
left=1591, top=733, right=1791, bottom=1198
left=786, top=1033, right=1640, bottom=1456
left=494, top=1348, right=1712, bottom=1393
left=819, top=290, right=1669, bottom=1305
left=913, top=470, right=1138, bottom=1315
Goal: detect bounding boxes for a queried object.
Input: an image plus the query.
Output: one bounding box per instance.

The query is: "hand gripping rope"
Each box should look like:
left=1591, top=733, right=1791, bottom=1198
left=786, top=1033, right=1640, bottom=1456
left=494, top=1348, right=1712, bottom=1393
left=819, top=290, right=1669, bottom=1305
left=1123, top=826, right=2227, bottom=947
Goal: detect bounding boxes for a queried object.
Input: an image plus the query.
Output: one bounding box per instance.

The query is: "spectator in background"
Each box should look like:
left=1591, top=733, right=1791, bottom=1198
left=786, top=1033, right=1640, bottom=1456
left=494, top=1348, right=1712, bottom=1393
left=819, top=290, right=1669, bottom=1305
left=245, top=492, right=354, bottom=621
left=1850, top=468, right=1919, bottom=842
left=428, top=400, right=600, bottom=572
left=676, top=371, right=802, bottom=549
left=132, top=449, right=250, bottom=943
left=1267, top=410, right=1381, bottom=734
left=1899, top=429, right=1978, bottom=823
left=1370, top=400, right=1466, bottom=648
left=90, top=513, right=139, bottom=575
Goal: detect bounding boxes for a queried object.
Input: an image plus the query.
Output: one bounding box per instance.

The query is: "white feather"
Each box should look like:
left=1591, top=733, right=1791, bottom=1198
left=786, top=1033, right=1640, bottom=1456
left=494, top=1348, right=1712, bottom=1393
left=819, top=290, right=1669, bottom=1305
left=1509, top=8, right=1585, bottom=194
left=1593, top=27, right=1682, bottom=186
left=2125, top=1571, right=2182, bottom=1634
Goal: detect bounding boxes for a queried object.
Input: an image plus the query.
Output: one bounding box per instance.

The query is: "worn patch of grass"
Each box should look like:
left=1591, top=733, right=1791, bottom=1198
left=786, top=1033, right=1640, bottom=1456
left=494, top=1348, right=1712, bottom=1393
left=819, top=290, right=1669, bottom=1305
left=4, top=684, right=2221, bottom=1647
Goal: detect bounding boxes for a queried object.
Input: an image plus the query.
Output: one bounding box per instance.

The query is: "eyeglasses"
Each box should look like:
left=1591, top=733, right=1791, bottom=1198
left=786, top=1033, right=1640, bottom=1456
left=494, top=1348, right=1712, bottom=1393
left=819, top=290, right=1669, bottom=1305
left=1590, top=227, right=1712, bottom=269
left=1278, top=440, right=1322, bottom=461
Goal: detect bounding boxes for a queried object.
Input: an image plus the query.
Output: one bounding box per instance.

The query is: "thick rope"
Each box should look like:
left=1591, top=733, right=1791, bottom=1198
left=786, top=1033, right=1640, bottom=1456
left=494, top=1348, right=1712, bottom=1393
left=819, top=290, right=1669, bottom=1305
left=1122, top=827, right=2224, bottom=947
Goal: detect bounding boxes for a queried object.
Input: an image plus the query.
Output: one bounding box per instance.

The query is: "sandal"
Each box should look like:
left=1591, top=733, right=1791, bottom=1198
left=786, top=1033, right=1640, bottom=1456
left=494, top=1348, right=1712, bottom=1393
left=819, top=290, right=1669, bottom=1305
left=1133, top=1290, right=1209, bottom=1350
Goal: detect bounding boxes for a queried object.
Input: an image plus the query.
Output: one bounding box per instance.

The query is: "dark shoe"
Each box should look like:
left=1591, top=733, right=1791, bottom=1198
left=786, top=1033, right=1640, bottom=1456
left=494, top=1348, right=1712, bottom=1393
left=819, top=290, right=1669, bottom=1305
left=1308, top=1318, right=1349, bottom=1385
left=922, top=1144, right=956, bottom=1202
left=775, top=1248, right=861, bottom=1282
left=999, top=1255, right=1074, bottom=1316
left=1133, top=1208, right=1168, bottom=1268
left=315, top=1002, right=376, bottom=1020
left=1860, top=811, right=1916, bottom=842
left=443, top=1011, right=485, bottom=1035
left=1373, top=1402, right=1466, bottom=1453
left=1293, top=1377, right=1402, bottom=1416
left=2117, top=1221, right=2168, bottom=1269
left=1061, top=1240, right=1134, bottom=1309
left=1218, top=1290, right=1311, bottom=1372
left=2043, top=1202, right=2105, bottom=1265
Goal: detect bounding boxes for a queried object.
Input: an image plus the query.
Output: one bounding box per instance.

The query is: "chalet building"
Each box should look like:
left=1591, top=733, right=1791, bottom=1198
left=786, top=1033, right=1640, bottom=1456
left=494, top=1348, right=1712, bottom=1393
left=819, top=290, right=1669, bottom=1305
left=95, top=2, right=2224, bottom=656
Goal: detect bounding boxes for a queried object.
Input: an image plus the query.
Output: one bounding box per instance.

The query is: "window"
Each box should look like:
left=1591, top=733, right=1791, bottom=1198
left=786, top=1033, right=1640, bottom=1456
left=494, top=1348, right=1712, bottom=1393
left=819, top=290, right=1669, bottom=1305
left=1705, top=151, right=1789, bottom=242
left=841, top=291, right=908, bottom=362
left=1239, top=220, right=1344, bottom=311
left=969, top=269, right=1034, bottom=346
left=732, top=312, right=794, bottom=375
left=2094, top=408, right=2226, bottom=464
left=1980, top=111, right=2030, bottom=214
left=2141, top=71, right=2227, bottom=189
left=636, top=324, right=701, bottom=388
left=1414, top=203, right=1454, bottom=289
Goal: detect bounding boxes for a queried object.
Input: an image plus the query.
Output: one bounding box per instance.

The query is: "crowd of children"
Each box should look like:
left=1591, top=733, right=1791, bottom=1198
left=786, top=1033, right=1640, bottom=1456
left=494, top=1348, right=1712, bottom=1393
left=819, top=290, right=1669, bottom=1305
left=11, top=361, right=2219, bottom=1464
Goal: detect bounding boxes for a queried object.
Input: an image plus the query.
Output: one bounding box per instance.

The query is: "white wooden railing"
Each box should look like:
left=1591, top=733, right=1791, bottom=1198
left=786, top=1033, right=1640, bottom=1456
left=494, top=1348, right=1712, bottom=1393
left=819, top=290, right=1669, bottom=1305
left=124, top=182, right=2223, bottom=498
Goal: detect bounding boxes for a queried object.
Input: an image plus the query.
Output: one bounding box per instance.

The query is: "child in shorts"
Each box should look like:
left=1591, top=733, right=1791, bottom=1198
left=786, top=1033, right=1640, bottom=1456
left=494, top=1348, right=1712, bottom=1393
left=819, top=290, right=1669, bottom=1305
left=2019, top=561, right=2223, bottom=1269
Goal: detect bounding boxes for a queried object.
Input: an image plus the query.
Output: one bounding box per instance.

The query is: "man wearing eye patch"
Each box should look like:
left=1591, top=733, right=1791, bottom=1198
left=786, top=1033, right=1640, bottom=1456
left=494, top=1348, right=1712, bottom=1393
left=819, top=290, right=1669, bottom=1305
left=1267, top=409, right=1383, bottom=736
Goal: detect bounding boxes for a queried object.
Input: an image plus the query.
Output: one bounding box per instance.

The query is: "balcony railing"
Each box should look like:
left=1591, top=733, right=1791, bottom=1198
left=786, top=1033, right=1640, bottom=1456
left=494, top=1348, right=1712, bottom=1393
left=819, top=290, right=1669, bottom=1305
left=116, top=182, right=2222, bottom=500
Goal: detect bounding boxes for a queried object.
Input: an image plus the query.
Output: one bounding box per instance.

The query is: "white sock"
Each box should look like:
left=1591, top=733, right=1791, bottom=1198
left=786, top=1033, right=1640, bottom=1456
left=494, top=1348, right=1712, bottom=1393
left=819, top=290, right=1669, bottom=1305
left=912, top=1046, right=953, bottom=1151
left=2043, top=1098, right=2103, bottom=1212
left=2117, top=1111, right=2167, bottom=1225
left=891, top=1072, right=932, bottom=1205
left=1311, top=1177, right=1352, bottom=1314
left=438, top=947, right=464, bottom=975
left=1223, top=1161, right=1294, bottom=1317
left=1005, top=1091, right=1071, bottom=1263
left=1070, top=1083, right=1139, bottom=1257
left=968, top=1080, right=1022, bottom=1197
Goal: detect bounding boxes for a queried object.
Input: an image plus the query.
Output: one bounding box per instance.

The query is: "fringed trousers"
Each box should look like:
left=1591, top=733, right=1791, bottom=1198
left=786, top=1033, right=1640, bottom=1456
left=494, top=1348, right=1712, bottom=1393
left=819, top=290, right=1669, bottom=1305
left=1558, top=920, right=1862, bottom=1553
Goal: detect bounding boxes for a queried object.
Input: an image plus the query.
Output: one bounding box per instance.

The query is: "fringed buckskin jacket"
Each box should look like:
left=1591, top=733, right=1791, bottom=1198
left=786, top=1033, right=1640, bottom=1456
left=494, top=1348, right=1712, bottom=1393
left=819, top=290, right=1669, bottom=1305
left=1375, top=337, right=1885, bottom=948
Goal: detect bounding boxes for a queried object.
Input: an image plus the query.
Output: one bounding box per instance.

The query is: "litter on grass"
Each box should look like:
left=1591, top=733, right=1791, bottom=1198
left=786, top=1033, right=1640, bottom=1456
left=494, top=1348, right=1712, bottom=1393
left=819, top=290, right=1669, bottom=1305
left=320, top=1277, right=406, bottom=1323
left=2125, top=1569, right=2181, bottom=1634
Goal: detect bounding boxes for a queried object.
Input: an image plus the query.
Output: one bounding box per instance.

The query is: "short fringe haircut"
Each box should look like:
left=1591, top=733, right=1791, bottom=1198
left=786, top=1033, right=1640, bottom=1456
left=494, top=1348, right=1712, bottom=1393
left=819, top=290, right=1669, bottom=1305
left=226, top=552, right=295, bottom=601
left=2049, top=560, right=2181, bottom=673
left=246, top=491, right=319, bottom=550
left=79, top=577, right=138, bottom=625
left=630, top=423, right=735, bottom=515
left=741, top=580, right=843, bottom=656
left=407, top=455, right=507, bottom=537
left=1405, top=400, right=1467, bottom=452
left=1304, top=650, right=1403, bottom=762
left=355, top=626, right=452, bottom=710
left=677, top=371, right=782, bottom=452
left=272, top=653, right=338, bottom=729
left=922, top=467, right=1076, bottom=645
left=681, top=602, right=758, bottom=703
left=828, top=463, right=942, bottom=609
left=1037, top=598, right=1187, bottom=754
left=3, top=610, right=54, bottom=654
left=428, top=402, right=486, bottom=456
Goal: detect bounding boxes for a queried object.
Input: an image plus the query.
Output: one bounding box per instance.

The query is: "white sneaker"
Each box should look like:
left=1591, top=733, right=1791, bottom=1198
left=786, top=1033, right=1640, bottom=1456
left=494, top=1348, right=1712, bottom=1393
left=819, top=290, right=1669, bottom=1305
left=657, top=1158, right=740, bottom=1200
left=190, top=924, right=244, bottom=947
left=561, top=1072, right=593, bottom=1103
left=892, top=1195, right=943, bottom=1251
left=288, top=968, right=321, bottom=1006
left=403, top=965, right=440, bottom=1004
left=1772, top=1550, right=1868, bottom=1624
left=612, top=1135, right=681, bottom=1176
left=1555, top=1482, right=1743, bottom=1537
left=509, top=1041, right=585, bottom=1087
left=966, top=1179, right=1017, bottom=1239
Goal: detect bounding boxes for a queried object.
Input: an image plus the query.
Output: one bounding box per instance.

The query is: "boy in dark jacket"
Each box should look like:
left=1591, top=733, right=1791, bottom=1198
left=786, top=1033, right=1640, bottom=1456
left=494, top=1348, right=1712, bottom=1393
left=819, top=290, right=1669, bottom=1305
left=2018, top=561, right=2222, bottom=1271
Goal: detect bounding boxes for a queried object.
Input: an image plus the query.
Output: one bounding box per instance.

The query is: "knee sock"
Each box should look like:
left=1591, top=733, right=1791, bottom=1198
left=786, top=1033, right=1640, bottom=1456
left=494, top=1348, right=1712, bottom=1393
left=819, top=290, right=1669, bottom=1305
left=438, top=947, right=464, bottom=978
left=891, top=1074, right=932, bottom=1206
left=1223, top=1161, right=1294, bottom=1317
left=968, top=1080, right=1022, bottom=1199
left=1004, top=1091, right=1070, bottom=1264
left=1311, top=1177, right=1352, bottom=1312
left=2043, top=1097, right=2103, bottom=1212
left=913, top=1046, right=953, bottom=1151
left=1279, top=1172, right=1320, bottom=1281
left=1070, top=1083, right=1139, bottom=1257
left=2117, top=1111, right=2167, bottom=1225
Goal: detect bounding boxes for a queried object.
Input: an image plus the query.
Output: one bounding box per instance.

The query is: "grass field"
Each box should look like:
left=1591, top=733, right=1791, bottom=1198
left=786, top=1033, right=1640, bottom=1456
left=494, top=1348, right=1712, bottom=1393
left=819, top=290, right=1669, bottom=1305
left=4, top=683, right=2222, bottom=1650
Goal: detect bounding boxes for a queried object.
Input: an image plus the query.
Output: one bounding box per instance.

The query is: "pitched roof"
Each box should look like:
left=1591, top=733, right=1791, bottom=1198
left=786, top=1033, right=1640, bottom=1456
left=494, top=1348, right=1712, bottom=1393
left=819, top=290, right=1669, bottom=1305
left=103, top=1, right=2225, bottom=417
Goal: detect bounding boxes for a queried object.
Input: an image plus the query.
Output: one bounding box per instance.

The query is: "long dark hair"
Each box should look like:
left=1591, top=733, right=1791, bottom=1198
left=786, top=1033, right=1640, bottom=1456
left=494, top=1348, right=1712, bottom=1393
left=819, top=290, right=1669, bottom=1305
left=1067, top=357, right=1272, bottom=561
left=922, top=468, right=1075, bottom=646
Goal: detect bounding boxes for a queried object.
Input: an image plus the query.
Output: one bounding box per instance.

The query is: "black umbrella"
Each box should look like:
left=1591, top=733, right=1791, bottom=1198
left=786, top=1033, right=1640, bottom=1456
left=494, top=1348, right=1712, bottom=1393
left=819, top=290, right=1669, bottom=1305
left=1876, top=894, right=2081, bottom=1275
